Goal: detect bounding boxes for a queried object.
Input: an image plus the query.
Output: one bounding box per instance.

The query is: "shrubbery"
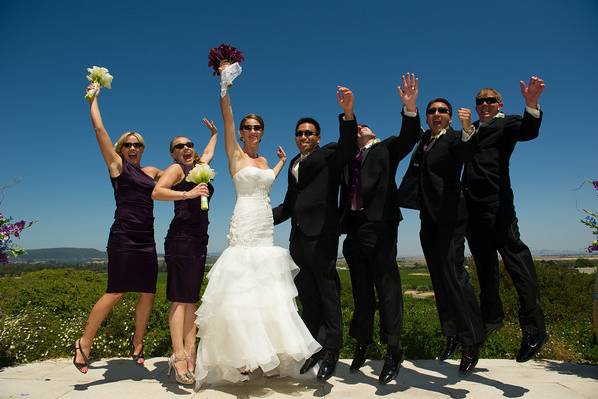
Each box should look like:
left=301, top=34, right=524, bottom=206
left=0, top=262, right=596, bottom=367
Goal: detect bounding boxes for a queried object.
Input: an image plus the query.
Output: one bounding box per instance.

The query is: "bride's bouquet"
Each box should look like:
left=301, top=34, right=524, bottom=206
left=85, top=66, right=113, bottom=100
left=186, top=164, right=216, bottom=210
left=208, top=44, right=244, bottom=97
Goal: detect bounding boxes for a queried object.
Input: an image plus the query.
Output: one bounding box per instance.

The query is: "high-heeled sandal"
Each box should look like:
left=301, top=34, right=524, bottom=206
left=185, top=352, right=196, bottom=380
left=130, top=335, right=145, bottom=365
left=168, top=354, right=195, bottom=385
left=73, top=339, right=89, bottom=374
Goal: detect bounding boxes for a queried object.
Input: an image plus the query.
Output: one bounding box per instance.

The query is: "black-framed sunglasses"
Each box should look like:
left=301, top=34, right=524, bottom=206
left=241, top=124, right=263, bottom=132
left=172, top=142, right=194, bottom=150
left=295, top=130, right=318, bottom=137
left=426, top=107, right=450, bottom=115
left=476, top=97, right=500, bottom=106
left=122, top=142, right=144, bottom=149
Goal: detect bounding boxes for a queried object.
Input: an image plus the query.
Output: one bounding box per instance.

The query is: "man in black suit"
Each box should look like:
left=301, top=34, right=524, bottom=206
left=340, top=73, right=420, bottom=384
left=273, top=86, right=357, bottom=381
left=398, top=98, right=485, bottom=375
left=462, top=77, right=546, bottom=362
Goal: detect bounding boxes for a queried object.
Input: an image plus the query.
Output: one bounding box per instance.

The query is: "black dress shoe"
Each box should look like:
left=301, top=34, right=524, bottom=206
left=300, top=355, right=319, bottom=374
left=350, top=343, right=371, bottom=372
left=316, top=350, right=338, bottom=381
left=516, top=332, right=548, bottom=363
left=439, top=336, right=460, bottom=361
left=459, top=345, right=480, bottom=376
left=378, top=347, right=403, bottom=385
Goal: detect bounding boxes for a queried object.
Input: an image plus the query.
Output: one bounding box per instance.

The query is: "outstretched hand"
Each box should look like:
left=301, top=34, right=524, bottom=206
left=336, top=86, right=355, bottom=120
left=86, top=82, right=100, bottom=101
left=520, top=76, right=544, bottom=109
left=202, top=117, right=218, bottom=135
left=276, top=146, right=287, bottom=162
left=397, top=73, right=418, bottom=113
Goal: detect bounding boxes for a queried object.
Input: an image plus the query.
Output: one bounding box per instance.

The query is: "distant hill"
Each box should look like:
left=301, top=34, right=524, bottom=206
left=17, top=248, right=107, bottom=262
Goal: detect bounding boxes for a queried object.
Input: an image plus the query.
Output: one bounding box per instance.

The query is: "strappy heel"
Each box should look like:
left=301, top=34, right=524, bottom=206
left=130, top=335, right=145, bottom=365
left=185, top=351, right=196, bottom=380
left=73, top=339, right=89, bottom=374
left=168, top=354, right=195, bottom=385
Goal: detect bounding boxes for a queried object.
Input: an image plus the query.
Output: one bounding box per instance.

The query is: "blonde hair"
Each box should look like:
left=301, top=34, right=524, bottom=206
left=476, top=88, right=502, bottom=102
left=114, top=131, right=145, bottom=156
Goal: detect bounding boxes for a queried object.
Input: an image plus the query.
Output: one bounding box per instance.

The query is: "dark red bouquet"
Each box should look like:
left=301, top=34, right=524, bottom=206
left=208, top=44, right=245, bottom=75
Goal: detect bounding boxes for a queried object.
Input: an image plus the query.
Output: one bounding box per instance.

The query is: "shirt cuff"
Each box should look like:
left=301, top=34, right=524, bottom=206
left=525, top=105, right=541, bottom=118
left=461, top=126, right=476, bottom=142
left=403, top=106, right=417, bottom=117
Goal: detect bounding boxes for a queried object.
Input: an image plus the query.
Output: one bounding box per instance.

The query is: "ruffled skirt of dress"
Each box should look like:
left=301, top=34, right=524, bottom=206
left=194, top=245, right=321, bottom=387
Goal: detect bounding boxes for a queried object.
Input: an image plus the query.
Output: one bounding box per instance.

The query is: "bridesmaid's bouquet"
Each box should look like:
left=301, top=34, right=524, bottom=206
left=208, top=44, right=244, bottom=97
left=85, top=66, right=114, bottom=100
left=186, top=164, right=216, bottom=211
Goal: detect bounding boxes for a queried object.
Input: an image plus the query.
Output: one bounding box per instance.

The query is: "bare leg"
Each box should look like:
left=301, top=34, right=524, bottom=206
left=183, top=303, right=197, bottom=372
left=169, top=302, right=190, bottom=375
left=130, top=293, right=154, bottom=363
left=76, top=293, right=124, bottom=365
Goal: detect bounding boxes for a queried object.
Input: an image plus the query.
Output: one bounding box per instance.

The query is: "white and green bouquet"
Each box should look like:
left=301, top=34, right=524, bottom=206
left=186, top=164, right=216, bottom=210
left=85, top=66, right=114, bottom=100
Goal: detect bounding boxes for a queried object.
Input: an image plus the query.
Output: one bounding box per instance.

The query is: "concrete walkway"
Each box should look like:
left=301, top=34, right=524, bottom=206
left=1, top=358, right=597, bottom=398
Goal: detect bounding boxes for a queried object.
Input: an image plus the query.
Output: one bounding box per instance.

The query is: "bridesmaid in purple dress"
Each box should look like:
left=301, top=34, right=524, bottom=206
left=73, top=83, right=162, bottom=373
left=152, top=119, right=217, bottom=385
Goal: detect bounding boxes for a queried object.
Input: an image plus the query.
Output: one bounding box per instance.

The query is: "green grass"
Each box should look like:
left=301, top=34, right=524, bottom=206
left=0, top=261, right=596, bottom=367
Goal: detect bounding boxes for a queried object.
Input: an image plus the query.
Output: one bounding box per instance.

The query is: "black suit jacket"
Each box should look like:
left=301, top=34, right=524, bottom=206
left=462, top=110, right=542, bottom=205
left=273, top=113, right=357, bottom=237
left=398, top=127, right=477, bottom=224
left=339, top=112, right=421, bottom=230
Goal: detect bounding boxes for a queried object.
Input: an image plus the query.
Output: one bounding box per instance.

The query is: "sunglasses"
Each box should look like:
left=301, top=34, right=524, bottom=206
left=426, top=107, right=450, bottom=115
left=358, top=124, right=369, bottom=129
left=172, top=142, right=194, bottom=150
left=476, top=97, right=500, bottom=106
left=241, top=125, right=263, bottom=132
left=122, top=142, right=144, bottom=149
left=295, top=130, right=318, bottom=137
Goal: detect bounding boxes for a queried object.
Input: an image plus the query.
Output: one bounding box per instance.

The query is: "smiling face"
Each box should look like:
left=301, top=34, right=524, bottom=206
left=426, top=101, right=452, bottom=135
left=170, top=136, right=196, bottom=166
left=239, top=118, right=264, bottom=147
left=475, top=88, right=503, bottom=123
left=120, top=134, right=145, bottom=165
left=295, top=122, right=320, bottom=155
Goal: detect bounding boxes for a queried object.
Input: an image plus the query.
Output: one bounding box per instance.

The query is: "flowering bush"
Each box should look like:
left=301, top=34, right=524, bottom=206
left=580, top=180, right=598, bottom=253
left=0, top=213, right=33, bottom=264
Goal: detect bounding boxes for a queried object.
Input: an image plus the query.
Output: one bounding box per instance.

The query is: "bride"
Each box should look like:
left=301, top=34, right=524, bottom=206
left=194, top=64, right=321, bottom=387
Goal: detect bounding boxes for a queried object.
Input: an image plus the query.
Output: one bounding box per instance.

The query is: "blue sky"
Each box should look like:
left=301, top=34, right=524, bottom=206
left=1, top=0, right=596, bottom=257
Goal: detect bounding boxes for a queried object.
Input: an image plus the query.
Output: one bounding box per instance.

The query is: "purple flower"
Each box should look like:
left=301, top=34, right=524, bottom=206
left=593, top=180, right=598, bottom=191
left=207, top=44, right=245, bottom=76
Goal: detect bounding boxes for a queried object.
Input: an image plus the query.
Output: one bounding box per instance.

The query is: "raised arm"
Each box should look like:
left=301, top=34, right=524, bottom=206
left=334, top=85, right=358, bottom=167
left=452, top=108, right=478, bottom=162
left=516, top=76, right=544, bottom=141
left=390, top=73, right=422, bottom=162
left=272, top=146, right=287, bottom=177
left=220, top=92, right=244, bottom=173
left=199, top=117, right=218, bottom=164
left=152, top=164, right=210, bottom=201
left=87, top=83, right=122, bottom=176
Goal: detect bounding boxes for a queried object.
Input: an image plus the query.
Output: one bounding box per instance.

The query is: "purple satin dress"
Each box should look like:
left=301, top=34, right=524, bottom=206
left=164, top=163, right=213, bottom=303
left=106, top=160, right=158, bottom=293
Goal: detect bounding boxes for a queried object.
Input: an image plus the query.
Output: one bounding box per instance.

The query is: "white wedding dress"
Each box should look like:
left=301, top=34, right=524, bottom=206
left=194, top=166, right=321, bottom=387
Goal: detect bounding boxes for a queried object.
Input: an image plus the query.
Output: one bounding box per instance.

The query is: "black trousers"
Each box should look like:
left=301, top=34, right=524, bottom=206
left=342, top=211, right=403, bottom=347
left=420, top=210, right=485, bottom=346
left=466, top=200, right=546, bottom=335
left=289, top=228, right=342, bottom=351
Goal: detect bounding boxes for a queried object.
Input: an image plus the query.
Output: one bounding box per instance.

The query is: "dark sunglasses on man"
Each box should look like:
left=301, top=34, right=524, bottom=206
left=426, top=107, right=450, bottom=115
left=172, top=142, right=194, bottom=150
left=122, top=142, right=144, bottom=149
left=295, top=130, right=318, bottom=137
left=475, top=97, right=500, bottom=106
left=241, top=125, right=263, bottom=132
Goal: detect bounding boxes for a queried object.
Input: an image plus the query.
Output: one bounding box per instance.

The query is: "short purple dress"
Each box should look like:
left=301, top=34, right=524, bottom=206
left=164, top=163, right=213, bottom=303
left=106, top=160, right=158, bottom=293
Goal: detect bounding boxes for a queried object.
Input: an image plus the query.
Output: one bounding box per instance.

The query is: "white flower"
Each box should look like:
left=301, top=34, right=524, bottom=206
left=186, top=164, right=216, bottom=184
left=86, top=66, right=114, bottom=89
